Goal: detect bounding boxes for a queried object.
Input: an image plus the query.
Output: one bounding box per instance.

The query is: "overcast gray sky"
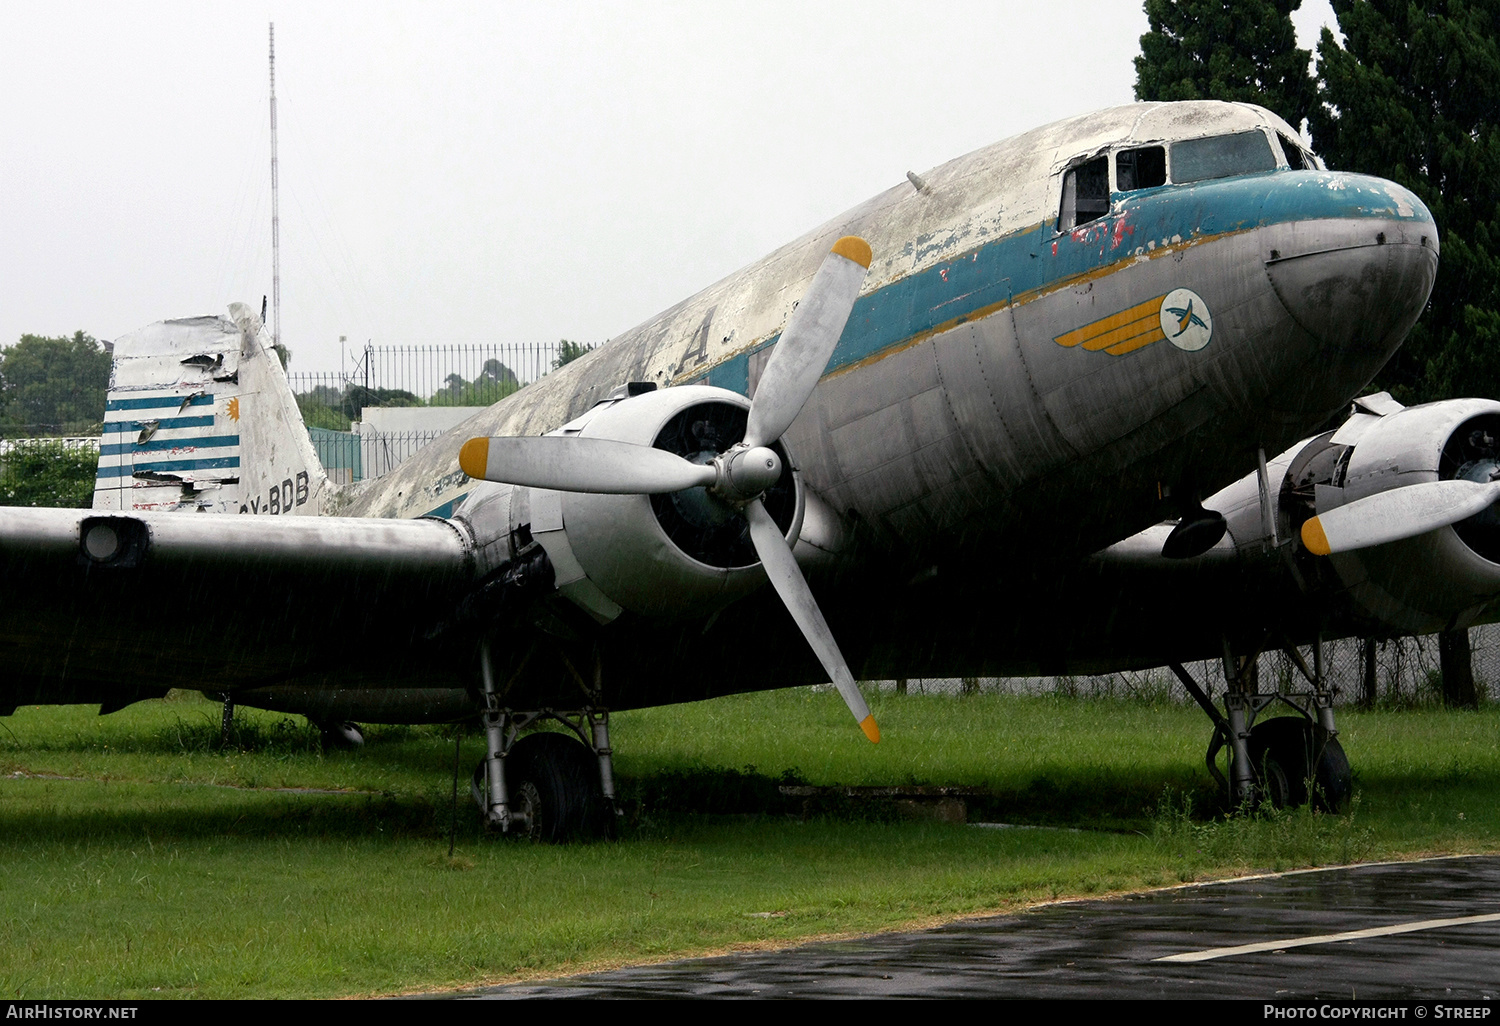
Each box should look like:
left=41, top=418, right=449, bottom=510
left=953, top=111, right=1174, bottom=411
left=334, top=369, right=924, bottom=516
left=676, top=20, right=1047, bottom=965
left=1, top=1, right=1337, bottom=373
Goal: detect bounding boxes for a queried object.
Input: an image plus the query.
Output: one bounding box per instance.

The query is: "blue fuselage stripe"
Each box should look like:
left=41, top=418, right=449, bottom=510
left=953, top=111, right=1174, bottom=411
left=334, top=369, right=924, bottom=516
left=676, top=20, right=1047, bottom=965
left=691, top=170, right=1431, bottom=395
left=420, top=493, right=468, bottom=519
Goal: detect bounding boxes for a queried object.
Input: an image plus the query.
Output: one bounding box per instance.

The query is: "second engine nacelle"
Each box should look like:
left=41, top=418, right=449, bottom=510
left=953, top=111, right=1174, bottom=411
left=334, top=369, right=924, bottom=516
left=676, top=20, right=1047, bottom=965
left=1279, top=397, right=1500, bottom=632
left=454, top=385, right=815, bottom=622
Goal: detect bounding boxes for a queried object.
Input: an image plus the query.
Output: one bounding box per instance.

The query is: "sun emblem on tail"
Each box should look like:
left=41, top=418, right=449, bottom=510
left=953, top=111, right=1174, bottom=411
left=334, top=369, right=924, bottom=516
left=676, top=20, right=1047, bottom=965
left=226, top=397, right=241, bottom=422
left=1159, top=288, right=1213, bottom=351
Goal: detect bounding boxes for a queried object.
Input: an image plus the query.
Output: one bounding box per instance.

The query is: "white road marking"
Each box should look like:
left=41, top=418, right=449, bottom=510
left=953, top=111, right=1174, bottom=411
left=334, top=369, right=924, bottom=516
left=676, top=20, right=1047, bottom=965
left=1155, top=912, right=1500, bottom=963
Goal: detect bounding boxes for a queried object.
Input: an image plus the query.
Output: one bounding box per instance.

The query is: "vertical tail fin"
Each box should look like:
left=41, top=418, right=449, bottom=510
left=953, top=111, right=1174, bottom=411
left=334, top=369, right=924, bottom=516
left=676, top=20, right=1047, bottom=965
left=93, top=304, right=331, bottom=515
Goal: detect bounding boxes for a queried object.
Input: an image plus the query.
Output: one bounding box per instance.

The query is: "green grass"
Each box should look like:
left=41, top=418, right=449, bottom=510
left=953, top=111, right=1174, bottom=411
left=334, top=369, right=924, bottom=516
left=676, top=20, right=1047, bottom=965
left=2, top=689, right=1498, bottom=998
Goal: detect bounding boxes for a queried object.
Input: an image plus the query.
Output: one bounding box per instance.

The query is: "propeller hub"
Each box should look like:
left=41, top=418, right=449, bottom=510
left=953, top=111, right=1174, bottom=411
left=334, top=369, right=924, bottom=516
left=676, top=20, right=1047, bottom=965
left=714, top=444, right=783, bottom=502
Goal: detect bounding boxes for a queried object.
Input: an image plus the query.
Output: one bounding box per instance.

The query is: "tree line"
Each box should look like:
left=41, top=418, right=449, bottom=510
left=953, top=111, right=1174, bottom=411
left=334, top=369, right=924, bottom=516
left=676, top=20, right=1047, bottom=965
left=1136, top=0, right=1499, bottom=404
left=0, top=332, right=111, bottom=438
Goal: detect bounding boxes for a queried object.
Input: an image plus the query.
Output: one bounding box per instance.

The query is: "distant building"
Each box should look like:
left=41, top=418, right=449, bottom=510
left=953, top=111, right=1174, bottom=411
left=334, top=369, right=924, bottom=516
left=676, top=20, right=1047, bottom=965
left=307, top=427, right=361, bottom=485
left=305, top=407, right=487, bottom=484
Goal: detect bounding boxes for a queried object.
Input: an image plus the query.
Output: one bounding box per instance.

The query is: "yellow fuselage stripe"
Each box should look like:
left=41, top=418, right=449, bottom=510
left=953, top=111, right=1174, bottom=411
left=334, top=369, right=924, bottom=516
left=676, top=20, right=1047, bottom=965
left=1103, top=324, right=1168, bottom=356
left=1054, top=294, right=1166, bottom=349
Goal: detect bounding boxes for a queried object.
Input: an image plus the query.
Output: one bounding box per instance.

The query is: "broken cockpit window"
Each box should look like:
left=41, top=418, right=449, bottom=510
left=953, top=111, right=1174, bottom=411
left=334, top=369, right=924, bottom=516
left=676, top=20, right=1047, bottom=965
left=1170, top=130, right=1277, bottom=184
left=1116, top=146, right=1166, bottom=191
left=1277, top=133, right=1310, bottom=170
left=1058, top=155, right=1109, bottom=231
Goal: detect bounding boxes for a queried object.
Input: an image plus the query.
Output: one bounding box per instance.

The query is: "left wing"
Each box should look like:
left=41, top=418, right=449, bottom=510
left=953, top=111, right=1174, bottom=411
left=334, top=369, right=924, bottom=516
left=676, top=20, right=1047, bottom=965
left=0, top=507, right=476, bottom=708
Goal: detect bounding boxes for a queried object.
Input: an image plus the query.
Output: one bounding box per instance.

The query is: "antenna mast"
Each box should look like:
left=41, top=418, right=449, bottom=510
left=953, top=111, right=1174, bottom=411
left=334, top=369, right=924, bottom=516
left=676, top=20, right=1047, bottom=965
left=269, top=22, right=281, bottom=350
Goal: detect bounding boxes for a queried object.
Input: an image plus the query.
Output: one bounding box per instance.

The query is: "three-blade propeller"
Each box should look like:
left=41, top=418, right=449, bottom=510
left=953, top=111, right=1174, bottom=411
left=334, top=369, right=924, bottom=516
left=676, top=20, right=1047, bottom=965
left=1301, top=478, right=1500, bottom=556
left=460, top=236, right=879, bottom=742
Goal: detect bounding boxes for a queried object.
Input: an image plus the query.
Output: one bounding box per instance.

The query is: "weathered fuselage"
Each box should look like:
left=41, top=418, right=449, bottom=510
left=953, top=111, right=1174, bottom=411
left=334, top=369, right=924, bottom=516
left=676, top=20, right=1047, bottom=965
left=350, top=103, right=1437, bottom=553
left=0, top=101, right=1442, bottom=719
left=321, top=101, right=1438, bottom=710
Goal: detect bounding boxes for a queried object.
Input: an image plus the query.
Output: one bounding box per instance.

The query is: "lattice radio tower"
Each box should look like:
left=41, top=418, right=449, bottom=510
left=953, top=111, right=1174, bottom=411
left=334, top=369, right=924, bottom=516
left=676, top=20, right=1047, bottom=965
left=269, top=22, right=282, bottom=350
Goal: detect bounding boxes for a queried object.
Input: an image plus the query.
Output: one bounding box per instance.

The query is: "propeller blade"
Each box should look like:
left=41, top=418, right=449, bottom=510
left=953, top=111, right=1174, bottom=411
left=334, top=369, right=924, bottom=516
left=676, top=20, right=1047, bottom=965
left=459, top=436, right=717, bottom=494
left=743, top=236, right=871, bottom=448
left=1302, top=478, right=1500, bottom=555
left=745, top=498, right=879, bottom=743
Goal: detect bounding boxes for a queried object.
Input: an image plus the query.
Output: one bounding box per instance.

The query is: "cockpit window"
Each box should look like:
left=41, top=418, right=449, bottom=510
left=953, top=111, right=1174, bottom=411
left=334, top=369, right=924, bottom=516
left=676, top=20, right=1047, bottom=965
left=1278, top=132, right=1309, bottom=170
left=1170, top=130, right=1277, bottom=184
left=1117, top=146, right=1166, bottom=191
left=1058, top=155, right=1109, bottom=231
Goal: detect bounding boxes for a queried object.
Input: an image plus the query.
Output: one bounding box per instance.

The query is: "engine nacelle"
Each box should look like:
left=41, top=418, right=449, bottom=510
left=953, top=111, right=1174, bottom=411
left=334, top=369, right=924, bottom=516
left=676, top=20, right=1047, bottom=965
left=1280, top=397, right=1500, bottom=632
left=454, top=385, right=813, bottom=622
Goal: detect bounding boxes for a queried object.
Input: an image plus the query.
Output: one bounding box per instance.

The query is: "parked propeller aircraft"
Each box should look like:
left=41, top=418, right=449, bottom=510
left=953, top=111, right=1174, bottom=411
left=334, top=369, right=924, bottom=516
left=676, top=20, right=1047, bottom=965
left=1, top=100, right=1471, bottom=839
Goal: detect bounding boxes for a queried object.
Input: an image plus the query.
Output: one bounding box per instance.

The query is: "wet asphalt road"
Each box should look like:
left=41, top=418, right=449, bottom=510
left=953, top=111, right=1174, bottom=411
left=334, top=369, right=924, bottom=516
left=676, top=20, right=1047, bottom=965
left=470, top=855, right=1500, bottom=999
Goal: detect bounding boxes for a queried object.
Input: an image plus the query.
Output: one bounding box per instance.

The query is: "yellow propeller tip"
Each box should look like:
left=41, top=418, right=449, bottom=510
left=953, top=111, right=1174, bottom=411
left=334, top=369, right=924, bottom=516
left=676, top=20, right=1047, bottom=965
left=1301, top=516, right=1331, bottom=556
left=860, top=714, right=881, bottom=744
left=832, top=236, right=872, bottom=269
left=459, top=437, right=489, bottom=479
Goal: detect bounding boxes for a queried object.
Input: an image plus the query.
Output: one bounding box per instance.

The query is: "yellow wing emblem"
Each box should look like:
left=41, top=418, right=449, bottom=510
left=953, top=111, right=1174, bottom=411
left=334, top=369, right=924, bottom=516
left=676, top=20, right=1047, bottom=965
left=1053, top=294, right=1168, bottom=356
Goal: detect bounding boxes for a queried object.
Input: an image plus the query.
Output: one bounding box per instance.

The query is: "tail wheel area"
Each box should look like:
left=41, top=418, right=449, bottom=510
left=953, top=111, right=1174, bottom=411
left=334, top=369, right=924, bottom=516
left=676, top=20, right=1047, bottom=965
left=1246, top=717, right=1351, bottom=813
left=317, top=720, right=364, bottom=749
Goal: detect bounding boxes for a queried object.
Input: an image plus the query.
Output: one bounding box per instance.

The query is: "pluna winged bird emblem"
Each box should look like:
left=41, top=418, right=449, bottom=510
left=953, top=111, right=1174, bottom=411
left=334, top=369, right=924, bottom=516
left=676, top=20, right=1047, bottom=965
left=1167, top=298, right=1207, bottom=338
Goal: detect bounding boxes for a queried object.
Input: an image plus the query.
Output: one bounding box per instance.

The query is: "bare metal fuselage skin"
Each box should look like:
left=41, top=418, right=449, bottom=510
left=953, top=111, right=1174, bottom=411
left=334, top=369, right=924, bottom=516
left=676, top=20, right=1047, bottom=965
left=0, top=102, right=1440, bottom=715
left=321, top=102, right=1436, bottom=711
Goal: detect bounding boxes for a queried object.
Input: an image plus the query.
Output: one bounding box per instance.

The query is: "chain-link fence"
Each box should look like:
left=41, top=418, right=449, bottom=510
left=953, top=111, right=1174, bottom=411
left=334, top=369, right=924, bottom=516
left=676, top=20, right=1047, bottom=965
left=871, top=625, right=1499, bottom=708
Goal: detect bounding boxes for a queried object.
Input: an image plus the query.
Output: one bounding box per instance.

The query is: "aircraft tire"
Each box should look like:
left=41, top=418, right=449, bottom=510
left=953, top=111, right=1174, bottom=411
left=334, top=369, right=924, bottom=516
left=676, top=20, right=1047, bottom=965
left=1247, top=717, right=1351, bottom=813
left=318, top=720, right=364, bottom=749
left=507, top=731, right=608, bottom=843
left=1309, top=729, right=1352, bottom=814
left=1248, top=717, right=1306, bottom=809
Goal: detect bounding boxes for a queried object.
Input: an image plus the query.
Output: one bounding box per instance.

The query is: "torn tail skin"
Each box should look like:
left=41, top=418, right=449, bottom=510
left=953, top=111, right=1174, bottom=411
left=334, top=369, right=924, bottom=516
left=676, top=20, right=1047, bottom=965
left=94, top=305, right=333, bottom=516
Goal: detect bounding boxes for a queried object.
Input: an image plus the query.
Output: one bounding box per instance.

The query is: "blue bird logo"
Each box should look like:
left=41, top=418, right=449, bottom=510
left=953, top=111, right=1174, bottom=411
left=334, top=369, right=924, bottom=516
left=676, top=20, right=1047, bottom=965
left=1166, top=299, right=1208, bottom=338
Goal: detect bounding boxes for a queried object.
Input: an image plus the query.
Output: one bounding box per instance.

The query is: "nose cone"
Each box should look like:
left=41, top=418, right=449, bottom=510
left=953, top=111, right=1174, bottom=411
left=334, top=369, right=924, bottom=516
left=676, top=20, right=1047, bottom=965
left=1265, top=174, right=1439, bottom=356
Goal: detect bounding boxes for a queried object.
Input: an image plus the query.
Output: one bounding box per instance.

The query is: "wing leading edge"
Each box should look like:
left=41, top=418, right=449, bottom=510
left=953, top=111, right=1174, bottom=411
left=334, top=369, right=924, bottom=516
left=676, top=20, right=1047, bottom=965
left=0, top=508, right=477, bottom=704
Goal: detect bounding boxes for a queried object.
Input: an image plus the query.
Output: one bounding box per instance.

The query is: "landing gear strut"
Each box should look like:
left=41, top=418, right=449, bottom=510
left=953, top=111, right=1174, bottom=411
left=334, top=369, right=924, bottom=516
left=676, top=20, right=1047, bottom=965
left=472, top=640, right=619, bottom=841
left=1171, top=636, right=1351, bottom=812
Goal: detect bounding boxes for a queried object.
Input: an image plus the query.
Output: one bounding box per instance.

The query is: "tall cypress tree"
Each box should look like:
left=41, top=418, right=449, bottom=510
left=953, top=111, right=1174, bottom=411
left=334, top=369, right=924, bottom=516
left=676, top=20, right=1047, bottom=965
left=1135, top=0, right=1319, bottom=128
left=1309, top=0, right=1500, bottom=404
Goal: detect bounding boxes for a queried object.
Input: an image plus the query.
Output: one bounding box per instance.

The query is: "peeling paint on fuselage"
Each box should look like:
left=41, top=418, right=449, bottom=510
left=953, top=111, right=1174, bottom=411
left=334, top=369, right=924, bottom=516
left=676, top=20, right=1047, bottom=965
left=343, top=100, right=1436, bottom=578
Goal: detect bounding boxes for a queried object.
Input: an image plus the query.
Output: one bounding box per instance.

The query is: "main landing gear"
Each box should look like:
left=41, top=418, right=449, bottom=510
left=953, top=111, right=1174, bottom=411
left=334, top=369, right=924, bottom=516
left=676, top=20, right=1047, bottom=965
left=1171, top=636, right=1352, bottom=812
left=470, top=640, right=619, bottom=842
